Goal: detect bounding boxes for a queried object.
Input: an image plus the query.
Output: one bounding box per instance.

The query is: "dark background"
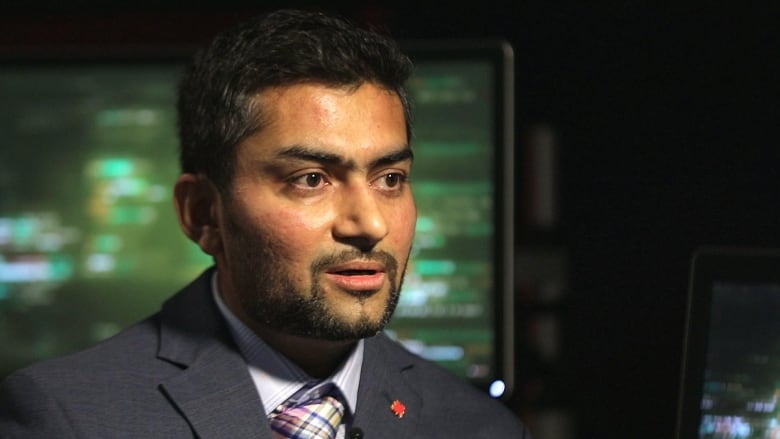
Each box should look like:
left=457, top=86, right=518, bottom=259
left=2, top=2, right=778, bottom=438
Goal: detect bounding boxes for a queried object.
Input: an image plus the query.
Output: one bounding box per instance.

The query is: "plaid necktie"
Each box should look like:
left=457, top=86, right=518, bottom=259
left=268, top=383, right=345, bottom=439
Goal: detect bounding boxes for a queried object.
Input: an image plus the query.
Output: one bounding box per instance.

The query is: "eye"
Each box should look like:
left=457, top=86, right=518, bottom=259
left=290, top=172, right=329, bottom=189
left=374, top=172, right=408, bottom=190
left=384, top=173, right=401, bottom=188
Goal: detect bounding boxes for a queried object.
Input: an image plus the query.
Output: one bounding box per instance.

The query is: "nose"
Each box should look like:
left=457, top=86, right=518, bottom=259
left=332, top=184, right=389, bottom=250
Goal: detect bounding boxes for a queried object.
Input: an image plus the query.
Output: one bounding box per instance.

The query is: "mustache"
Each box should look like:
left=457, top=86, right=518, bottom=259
left=311, top=249, right=399, bottom=275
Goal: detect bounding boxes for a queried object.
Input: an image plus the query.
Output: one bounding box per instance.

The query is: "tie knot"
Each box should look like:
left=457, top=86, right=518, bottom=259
left=269, top=383, right=346, bottom=439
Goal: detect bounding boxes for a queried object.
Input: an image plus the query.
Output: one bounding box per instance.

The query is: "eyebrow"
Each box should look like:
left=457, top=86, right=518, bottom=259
left=275, top=145, right=414, bottom=170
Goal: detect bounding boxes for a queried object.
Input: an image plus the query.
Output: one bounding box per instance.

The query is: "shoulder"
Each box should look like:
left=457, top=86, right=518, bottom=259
left=1, top=314, right=168, bottom=397
left=367, top=333, right=494, bottom=398
left=0, top=315, right=175, bottom=437
left=366, top=334, right=532, bottom=437
left=3, top=268, right=216, bottom=390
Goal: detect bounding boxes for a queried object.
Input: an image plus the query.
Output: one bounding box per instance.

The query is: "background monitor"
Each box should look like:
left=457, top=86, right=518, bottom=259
left=676, top=247, right=780, bottom=438
left=0, top=41, right=515, bottom=396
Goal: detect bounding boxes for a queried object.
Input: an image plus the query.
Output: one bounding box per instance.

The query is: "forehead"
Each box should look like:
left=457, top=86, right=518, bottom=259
left=247, top=82, right=407, bottom=153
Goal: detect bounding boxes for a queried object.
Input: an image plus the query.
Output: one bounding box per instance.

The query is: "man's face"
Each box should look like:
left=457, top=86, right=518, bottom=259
left=215, top=82, right=416, bottom=341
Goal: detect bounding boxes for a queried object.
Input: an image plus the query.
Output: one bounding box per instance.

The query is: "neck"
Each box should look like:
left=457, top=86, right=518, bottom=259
left=216, top=272, right=357, bottom=378
left=255, top=328, right=357, bottom=379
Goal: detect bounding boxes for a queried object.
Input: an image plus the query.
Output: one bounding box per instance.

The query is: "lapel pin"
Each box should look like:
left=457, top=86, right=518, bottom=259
left=390, top=400, right=406, bottom=418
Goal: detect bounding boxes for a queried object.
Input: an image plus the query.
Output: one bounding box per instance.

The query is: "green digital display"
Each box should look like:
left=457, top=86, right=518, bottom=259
left=0, top=47, right=512, bottom=392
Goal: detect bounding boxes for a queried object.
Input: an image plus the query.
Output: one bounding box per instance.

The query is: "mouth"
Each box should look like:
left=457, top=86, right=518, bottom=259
left=326, top=260, right=385, bottom=275
left=324, top=261, right=387, bottom=293
left=332, top=269, right=379, bottom=275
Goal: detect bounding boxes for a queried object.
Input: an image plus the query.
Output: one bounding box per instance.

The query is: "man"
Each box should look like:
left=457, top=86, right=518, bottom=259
left=0, top=9, right=531, bottom=438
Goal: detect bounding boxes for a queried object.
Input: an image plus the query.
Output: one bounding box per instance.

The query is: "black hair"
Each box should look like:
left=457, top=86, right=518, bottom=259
left=177, top=9, right=414, bottom=190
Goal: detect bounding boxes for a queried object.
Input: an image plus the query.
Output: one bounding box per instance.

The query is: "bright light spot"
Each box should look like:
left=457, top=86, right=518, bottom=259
left=489, top=380, right=506, bottom=398
left=86, top=253, right=115, bottom=273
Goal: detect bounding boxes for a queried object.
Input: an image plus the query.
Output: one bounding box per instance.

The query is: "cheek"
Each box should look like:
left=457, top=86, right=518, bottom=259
left=389, top=204, right=417, bottom=249
left=250, top=208, right=332, bottom=286
left=258, top=207, right=332, bottom=252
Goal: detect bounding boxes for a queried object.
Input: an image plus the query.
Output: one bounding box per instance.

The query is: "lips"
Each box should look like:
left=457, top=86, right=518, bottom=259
left=327, top=261, right=385, bottom=274
left=324, top=261, right=387, bottom=292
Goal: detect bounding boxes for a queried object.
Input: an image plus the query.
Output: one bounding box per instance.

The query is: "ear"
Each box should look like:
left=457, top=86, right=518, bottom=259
left=173, top=173, right=223, bottom=256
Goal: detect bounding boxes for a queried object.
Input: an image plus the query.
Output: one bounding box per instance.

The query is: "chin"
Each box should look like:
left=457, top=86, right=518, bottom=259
left=308, top=312, right=388, bottom=341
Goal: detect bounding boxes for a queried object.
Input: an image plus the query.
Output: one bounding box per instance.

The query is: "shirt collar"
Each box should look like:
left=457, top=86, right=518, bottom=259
left=210, top=271, right=363, bottom=416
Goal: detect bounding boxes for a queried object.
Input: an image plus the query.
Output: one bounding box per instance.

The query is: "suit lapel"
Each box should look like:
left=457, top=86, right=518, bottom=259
left=352, top=335, right=422, bottom=437
left=155, top=269, right=271, bottom=439
left=160, top=343, right=271, bottom=439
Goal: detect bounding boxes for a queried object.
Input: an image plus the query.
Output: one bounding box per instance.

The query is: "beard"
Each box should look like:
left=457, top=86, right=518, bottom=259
left=222, top=210, right=407, bottom=341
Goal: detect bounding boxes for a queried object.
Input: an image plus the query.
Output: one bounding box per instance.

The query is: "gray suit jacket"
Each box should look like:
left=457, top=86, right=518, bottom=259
left=0, top=269, right=531, bottom=438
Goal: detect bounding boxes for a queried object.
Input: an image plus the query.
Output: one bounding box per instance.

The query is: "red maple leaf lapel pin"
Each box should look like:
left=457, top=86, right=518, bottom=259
left=390, top=400, right=406, bottom=418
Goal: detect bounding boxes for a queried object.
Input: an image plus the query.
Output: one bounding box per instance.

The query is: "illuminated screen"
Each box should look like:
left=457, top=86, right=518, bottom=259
left=676, top=249, right=780, bottom=439
left=696, top=284, right=780, bottom=438
left=0, top=43, right=514, bottom=393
